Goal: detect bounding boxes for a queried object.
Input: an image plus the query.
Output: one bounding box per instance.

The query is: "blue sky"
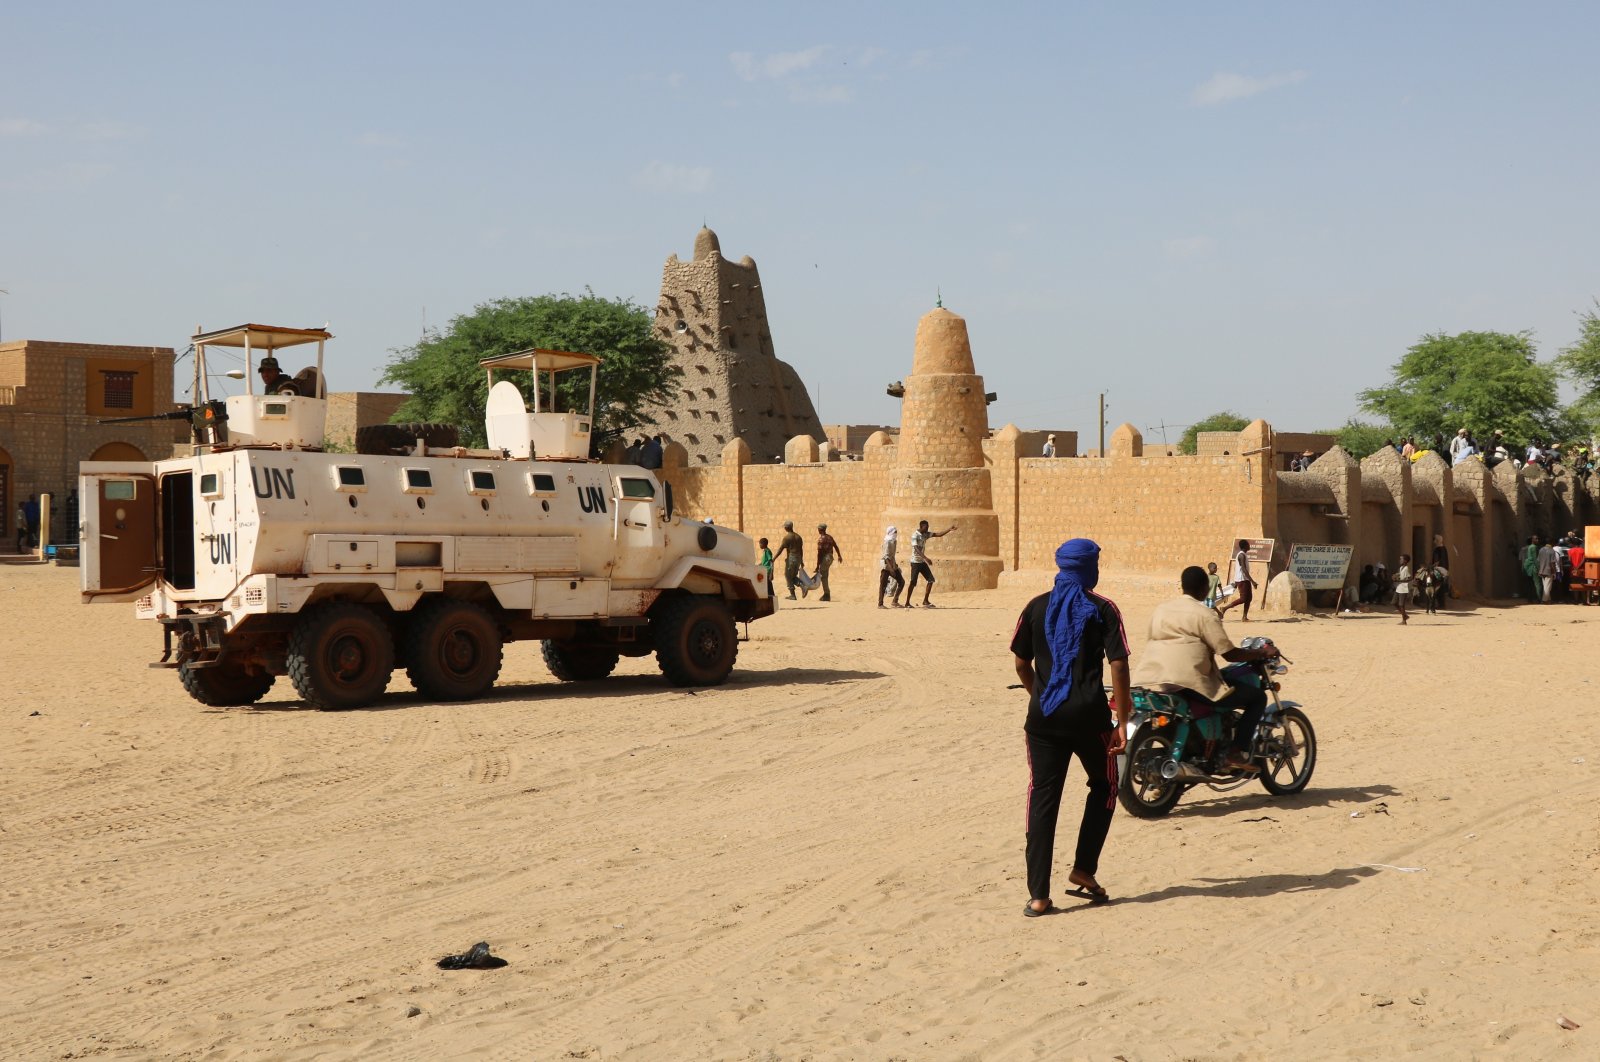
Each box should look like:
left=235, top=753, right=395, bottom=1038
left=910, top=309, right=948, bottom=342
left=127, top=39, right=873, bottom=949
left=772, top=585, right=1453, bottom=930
left=5, top=1, right=1598, bottom=445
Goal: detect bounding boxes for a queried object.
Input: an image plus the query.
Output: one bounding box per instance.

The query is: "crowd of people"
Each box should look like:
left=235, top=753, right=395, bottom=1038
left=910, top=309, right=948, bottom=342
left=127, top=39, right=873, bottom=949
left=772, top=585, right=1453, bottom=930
left=1382, top=429, right=1600, bottom=476
left=751, top=518, right=963, bottom=608
left=1522, top=531, right=1590, bottom=603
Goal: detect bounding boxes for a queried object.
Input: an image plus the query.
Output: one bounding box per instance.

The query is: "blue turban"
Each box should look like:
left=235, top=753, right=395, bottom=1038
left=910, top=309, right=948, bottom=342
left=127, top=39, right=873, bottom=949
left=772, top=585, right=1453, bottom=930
left=1039, top=538, right=1101, bottom=717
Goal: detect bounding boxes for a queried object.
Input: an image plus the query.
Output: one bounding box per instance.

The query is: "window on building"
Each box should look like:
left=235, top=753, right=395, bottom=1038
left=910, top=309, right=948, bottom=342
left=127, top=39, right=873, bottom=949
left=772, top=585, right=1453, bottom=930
left=102, top=371, right=136, bottom=410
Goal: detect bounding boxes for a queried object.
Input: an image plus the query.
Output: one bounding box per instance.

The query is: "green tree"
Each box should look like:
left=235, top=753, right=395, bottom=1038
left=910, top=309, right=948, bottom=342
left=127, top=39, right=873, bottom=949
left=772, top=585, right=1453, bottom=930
left=1557, top=301, right=1600, bottom=433
left=1358, top=331, right=1567, bottom=444
left=1319, top=419, right=1395, bottom=458
left=382, top=291, right=680, bottom=450
left=1178, top=411, right=1251, bottom=455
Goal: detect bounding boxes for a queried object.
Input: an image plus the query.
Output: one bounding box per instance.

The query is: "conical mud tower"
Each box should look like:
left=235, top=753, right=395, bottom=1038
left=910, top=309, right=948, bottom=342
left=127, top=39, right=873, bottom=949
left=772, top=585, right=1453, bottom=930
left=882, top=307, right=1003, bottom=591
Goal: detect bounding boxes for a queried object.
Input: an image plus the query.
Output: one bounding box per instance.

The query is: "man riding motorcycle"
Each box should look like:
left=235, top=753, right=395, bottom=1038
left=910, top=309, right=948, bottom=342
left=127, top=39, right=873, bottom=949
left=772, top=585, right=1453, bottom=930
left=1132, top=565, right=1277, bottom=772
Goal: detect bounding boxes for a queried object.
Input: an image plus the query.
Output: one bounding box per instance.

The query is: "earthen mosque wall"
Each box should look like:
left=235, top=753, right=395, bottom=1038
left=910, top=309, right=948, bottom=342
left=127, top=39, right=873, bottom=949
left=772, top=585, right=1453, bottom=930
left=656, top=304, right=1598, bottom=599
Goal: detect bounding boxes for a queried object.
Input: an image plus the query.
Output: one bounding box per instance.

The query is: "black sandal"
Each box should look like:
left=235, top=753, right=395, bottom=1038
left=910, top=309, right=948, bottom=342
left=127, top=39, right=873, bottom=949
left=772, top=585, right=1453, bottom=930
left=1023, top=900, right=1053, bottom=917
left=1066, top=872, right=1112, bottom=905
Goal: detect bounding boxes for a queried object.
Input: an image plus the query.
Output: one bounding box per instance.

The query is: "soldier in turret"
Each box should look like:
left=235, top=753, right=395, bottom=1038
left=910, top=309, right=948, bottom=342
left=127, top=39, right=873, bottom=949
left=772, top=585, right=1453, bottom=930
left=258, top=356, right=292, bottom=394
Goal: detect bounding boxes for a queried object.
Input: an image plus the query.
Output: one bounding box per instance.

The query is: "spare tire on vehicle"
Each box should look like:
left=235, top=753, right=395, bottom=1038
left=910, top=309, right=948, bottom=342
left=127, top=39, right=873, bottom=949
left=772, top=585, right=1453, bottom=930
left=355, top=422, right=461, bottom=455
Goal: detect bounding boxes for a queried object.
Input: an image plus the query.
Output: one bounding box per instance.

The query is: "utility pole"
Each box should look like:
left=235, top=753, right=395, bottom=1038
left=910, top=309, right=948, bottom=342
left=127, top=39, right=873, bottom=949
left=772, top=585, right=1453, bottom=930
left=0, top=288, right=8, bottom=343
left=1098, top=392, right=1106, bottom=457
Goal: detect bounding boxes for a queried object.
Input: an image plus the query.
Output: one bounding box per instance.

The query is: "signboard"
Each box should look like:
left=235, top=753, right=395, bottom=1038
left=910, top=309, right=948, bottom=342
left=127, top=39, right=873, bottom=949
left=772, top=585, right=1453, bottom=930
left=1222, top=538, right=1275, bottom=579
left=1288, top=543, right=1355, bottom=590
left=1242, top=538, right=1275, bottom=567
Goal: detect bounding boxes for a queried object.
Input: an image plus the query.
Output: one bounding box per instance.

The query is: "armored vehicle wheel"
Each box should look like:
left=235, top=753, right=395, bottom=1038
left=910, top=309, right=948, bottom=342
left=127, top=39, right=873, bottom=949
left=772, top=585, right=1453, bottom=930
left=179, top=661, right=275, bottom=707
left=653, top=595, right=737, bottom=687
left=541, top=640, right=620, bottom=682
left=1257, top=707, right=1317, bottom=796
left=354, top=422, right=461, bottom=455
left=406, top=599, right=503, bottom=701
left=287, top=601, right=395, bottom=710
left=1118, top=723, right=1186, bottom=818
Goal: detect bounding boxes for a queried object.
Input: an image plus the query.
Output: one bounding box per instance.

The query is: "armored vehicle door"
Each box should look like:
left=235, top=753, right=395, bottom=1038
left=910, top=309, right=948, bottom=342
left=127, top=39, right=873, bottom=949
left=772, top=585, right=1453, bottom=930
left=611, top=473, right=664, bottom=581
left=81, top=470, right=158, bottom=602
left=192, top=460, right=239, bottom=599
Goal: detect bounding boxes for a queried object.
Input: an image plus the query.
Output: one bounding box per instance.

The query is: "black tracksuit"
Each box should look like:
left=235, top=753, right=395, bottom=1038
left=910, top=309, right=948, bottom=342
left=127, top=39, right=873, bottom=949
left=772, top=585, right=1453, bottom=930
left=1011, top=592, right=1129, bottom=901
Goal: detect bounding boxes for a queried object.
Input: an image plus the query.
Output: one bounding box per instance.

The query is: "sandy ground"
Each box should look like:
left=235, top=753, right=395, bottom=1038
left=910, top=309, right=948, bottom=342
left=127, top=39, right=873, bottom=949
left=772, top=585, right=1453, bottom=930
left=2, top=558, right=1598, bottom=1061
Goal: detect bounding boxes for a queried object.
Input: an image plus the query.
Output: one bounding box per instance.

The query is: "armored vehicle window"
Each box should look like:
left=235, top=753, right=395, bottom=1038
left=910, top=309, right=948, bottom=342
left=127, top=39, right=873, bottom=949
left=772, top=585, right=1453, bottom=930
left=336, top=466, right=366, bottom=490
left=619, top=477, right=656, bottom=499
left=469, top=470, right=496, bottom=494
left=199, top=473, right=221, bottom=497
left=263, top=401, right=289, bottom=417
left=404, top=468, right=433, bottom=492
left=528, top=473, right=557, bottom=494
left=105, top=479, right=138, bottom=501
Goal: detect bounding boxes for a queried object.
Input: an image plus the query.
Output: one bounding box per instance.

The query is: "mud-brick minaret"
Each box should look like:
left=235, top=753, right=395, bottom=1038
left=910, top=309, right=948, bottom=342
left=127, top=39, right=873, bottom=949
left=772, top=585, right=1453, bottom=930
left=882, top=306, right=1003, bottom=591
left=644, top=227, right=824, bottom=466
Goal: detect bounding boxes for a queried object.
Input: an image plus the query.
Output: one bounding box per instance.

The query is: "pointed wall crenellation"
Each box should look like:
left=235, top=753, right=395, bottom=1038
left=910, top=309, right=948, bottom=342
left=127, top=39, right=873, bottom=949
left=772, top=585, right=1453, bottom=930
left=1109, top=423, right=1143, bottom=459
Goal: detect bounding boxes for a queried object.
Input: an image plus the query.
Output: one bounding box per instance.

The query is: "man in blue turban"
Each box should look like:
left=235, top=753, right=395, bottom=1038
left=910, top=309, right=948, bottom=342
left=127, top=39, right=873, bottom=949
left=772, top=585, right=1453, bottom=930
left=1010, top=538, right=1131, bottom=917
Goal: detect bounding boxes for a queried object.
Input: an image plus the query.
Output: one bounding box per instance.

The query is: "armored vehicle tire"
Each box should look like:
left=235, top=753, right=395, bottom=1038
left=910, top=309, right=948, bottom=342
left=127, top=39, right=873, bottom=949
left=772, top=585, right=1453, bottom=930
left=179, top=661, right=275, bottom=707
left=1118, top=724, right=1186, bottom=818
left=355, top=422, right=460, bottom=455
left=287, top=601, right=396, bottom=710
left=653, top=595, right=738, bottom=687
left=1258, top=707, right=1317, bottom=796
left=406, top=599, right=504, bottom=701
left=541, top=640, right=620, bottom=682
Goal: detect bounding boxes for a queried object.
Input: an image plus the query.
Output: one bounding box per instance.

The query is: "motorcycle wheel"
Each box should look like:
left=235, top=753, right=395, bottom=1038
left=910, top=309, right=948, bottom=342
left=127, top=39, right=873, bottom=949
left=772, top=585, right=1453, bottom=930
left=1118, top=723, right=1185, bottom=818
left=1257, top=707, right=1317, bottom=795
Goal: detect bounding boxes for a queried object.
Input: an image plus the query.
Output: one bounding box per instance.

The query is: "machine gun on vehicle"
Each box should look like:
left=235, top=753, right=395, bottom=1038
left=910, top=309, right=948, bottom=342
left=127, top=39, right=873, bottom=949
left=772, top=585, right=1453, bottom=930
left=102, top=399, right=230, bottom=446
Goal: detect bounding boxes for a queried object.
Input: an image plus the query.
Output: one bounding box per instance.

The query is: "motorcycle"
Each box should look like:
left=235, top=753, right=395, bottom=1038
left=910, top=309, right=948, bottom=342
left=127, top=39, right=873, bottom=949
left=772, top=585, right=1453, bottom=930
left=1116, top=637, right=1316, bottom=818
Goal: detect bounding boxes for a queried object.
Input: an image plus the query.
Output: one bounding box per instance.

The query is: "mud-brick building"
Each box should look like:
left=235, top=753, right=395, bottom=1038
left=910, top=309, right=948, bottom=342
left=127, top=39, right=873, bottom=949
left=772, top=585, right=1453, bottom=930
left=0, top=339, right=177, bottom=545
left=643, top=227, right=825, bottom=467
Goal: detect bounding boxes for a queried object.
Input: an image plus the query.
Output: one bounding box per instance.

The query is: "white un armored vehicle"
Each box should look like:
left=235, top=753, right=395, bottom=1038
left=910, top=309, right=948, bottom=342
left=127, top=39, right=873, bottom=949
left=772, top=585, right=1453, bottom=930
left=81, top=323, right=773, bottom=709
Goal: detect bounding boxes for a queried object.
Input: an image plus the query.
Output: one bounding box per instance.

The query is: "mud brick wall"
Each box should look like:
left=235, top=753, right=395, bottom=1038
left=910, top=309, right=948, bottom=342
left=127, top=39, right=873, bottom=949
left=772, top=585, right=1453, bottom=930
left=323, top=392, right=409, bottom=451
left=1013, top=453, right=1270, bottom=573
left=660, top=437, right=896, bottom=587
